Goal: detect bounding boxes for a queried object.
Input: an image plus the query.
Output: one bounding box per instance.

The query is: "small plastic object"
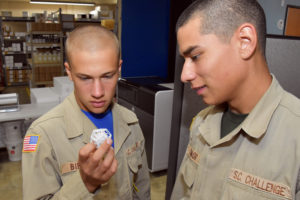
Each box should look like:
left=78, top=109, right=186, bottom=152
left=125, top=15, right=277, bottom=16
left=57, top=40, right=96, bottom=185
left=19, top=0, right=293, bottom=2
left=90, top=128, right=112, bottom=148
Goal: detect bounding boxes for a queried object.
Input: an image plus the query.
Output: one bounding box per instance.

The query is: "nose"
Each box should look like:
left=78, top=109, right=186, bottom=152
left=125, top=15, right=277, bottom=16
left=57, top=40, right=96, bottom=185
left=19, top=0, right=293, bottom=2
left=91, top=79, right=104, bottom=98
left=181, top=60, right=196, bottom=83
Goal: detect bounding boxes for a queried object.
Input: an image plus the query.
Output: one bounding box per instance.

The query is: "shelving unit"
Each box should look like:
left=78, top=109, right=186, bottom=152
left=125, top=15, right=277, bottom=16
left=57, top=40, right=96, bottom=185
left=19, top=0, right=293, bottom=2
left=0, top=19, right=4, bottom=88
left=0, top=10, right=107, bottom=89
left=27, top=30, right=64, bottom=87
left=0, top=17, right=32, bottom=86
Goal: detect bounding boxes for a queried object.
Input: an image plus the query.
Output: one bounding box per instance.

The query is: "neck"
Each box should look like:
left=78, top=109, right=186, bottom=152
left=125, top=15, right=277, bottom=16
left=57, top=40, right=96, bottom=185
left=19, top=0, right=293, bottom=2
left=229, top=57, right=272, bottom=114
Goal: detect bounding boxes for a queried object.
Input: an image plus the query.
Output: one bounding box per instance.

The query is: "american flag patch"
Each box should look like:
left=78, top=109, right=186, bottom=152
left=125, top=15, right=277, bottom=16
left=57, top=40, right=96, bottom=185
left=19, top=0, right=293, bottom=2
left=23, top=135, right=40, bottom=152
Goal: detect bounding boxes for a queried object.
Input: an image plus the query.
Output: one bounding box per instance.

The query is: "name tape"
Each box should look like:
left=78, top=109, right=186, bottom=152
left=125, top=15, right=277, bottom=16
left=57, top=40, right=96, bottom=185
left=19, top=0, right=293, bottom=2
left=229, top=168, right=292, bottom=199
left=61, top=162, right=80, bottom=175
left=187, top=144, right=200, bottom=164
left=126, top=141, right=142, bottom=156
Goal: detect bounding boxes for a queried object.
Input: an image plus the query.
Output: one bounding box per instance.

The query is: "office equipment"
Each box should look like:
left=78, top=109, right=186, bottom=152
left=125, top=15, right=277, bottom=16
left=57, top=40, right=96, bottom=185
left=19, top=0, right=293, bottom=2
left=0, top=93, right=19, bottom=113
left=117, top=77, right=174, bottom=172
left=2, top=120, right=23, bottom=161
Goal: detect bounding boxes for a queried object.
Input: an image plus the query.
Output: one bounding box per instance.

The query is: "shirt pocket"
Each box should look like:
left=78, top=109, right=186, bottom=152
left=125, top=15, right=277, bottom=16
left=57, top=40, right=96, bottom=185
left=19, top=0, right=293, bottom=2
left=126, top=140, right=144, bottom=174
left=181, top=156, right=198, bottom=189
left=118, top=141, right=143, bottom=198
left=127, top=150, right=142, bottom=174
left=222, top=178, right=291, bottom=200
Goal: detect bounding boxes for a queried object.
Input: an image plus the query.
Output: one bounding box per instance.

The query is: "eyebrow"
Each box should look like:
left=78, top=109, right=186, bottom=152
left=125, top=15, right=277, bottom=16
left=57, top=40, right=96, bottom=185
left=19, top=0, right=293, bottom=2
left=76, top=70, right=117, bottom=78
left=182, top=45, right=199, bottom=56
left=76, top=73, right=91, bottom=78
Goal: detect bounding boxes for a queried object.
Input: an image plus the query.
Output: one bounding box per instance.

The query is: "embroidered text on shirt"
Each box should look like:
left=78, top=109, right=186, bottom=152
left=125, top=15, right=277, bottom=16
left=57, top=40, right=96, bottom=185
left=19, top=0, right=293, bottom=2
left=229, top=168, right=292, bottom=199
left=187, top=144, right=200, bottom=164
left=61, top=162, right=80, bottom=175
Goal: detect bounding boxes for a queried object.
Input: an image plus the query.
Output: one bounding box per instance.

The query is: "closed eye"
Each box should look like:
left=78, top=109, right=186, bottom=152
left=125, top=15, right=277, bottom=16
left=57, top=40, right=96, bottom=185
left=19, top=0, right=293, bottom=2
left=102, top=74, right=114, bottom=79
left=102, top=71, right=117, bottom=80
left=77, top=75, right=91, bottom=81
left=191, top=54, right=200, bottom=61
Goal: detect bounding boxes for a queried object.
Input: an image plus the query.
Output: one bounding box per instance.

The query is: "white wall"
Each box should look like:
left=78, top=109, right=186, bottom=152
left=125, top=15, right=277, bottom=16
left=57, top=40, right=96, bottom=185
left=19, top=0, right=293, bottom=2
left=257, top=0, right=300, bottom=35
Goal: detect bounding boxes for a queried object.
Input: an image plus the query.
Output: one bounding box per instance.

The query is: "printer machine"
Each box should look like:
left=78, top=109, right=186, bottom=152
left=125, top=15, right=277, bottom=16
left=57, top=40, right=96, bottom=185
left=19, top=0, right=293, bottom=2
left=117, top=77, right=174, bottom=172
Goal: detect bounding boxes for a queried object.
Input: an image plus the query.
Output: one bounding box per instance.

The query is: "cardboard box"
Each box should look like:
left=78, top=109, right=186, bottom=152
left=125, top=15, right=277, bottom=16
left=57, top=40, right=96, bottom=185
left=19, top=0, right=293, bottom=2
left=61, top=14, right=74, bottom=21
left=53, top=76, right=73, bottom=96
left=30, top=87, right=60, bottom=104
left=101, top=19, right=115, bottom=30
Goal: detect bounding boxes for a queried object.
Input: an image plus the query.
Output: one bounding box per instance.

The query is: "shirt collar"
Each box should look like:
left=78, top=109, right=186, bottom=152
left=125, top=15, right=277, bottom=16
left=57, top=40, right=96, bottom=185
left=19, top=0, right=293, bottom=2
left=199, top=74, right=284, bottom=146
left=64, top=92, right=95, bottom=140
left=63, top=93, right=139, bottom=149
left=241, top=75, right=283, bottom=138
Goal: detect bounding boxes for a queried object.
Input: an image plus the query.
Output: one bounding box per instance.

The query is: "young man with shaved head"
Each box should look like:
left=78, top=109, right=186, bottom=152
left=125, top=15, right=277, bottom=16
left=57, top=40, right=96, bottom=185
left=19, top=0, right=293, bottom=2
left=22, top=25, right=150, bottom=200
left=171, top=0, right=300, bottom=199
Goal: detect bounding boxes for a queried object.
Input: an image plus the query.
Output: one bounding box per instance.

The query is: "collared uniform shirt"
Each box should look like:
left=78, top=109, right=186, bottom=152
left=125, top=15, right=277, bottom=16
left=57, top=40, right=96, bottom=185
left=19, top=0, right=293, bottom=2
left=22, top=92, right=150, bottom=200
left=171, top=76, right=300, bottom=200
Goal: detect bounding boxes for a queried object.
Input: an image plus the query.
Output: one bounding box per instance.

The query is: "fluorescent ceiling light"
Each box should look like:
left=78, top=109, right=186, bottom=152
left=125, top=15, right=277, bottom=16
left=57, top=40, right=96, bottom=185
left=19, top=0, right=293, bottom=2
left=30, top=0, right=95, bottom=6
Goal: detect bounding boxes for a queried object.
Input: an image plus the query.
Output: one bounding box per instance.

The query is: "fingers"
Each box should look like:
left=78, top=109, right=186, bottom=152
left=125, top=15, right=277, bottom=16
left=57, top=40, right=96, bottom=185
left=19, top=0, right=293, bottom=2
left=78, top=138, right=115, bottom=173
left=101, top=158, right=118, bottom=182
left=93, top=138, right=113, bottom=161
left=78, top=138, right=117, bottom=192
left=78, top=143, right=97, bottom=163
left=96, top=146, right=115, bottom=173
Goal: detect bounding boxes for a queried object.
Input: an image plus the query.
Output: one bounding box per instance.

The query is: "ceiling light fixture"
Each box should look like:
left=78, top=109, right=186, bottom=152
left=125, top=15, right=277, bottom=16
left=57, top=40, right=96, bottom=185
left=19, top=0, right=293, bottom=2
left=30, top=0, right=95, bottom=6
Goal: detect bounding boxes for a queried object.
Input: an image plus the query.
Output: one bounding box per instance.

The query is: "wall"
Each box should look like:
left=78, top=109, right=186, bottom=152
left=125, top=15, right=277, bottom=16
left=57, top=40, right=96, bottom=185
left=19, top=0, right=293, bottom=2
left=121, top=0, right=170, bottom=79
left=0, top=2, right=94, bottom=17
left=0, top=1, right=116, bottom=18
left=257, top=0, right=300, bottom=35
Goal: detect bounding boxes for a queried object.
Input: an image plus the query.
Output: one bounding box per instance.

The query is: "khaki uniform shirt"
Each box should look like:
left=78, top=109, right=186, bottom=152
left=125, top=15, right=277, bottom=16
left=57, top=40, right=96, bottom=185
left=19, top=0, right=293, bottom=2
left=22, top=92, right=150, bottom=200
left=171, top=76, right=300, bottom=200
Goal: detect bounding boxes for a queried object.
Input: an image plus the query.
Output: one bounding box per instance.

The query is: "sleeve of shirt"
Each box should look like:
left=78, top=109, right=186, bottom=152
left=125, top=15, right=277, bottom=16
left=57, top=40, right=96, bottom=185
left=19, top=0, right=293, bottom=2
left=22, top=127, right=94, bottom=200
left=295, top=168, right=300, bottom=200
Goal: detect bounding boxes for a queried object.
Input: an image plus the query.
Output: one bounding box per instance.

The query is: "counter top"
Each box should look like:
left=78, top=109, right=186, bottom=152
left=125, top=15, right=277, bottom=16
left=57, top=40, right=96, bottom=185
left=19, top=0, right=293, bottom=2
left=0, top=102, right=58, bottom=122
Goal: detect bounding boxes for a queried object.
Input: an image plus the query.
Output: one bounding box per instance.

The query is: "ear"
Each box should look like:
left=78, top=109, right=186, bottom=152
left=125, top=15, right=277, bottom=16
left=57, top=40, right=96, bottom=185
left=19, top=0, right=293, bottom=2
left=237, top=23, right=257, bottom=59
left=118, top=59, right=123, bottom=76
left=64, top=62, right=73, bottom=81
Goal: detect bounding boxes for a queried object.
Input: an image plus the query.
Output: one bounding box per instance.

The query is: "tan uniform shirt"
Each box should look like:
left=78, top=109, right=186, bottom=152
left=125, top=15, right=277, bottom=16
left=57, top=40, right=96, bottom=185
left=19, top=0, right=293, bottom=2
left=22, top=92, right=150, bottom=200
left=171, top=76, right=300, bottom=200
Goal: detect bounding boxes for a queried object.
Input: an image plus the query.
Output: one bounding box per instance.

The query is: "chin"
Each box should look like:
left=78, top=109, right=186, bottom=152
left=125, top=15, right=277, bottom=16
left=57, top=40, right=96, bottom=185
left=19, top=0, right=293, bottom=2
left=91, top=108, right=107, bottom=114
left=202, top=97, right=218, bottom=106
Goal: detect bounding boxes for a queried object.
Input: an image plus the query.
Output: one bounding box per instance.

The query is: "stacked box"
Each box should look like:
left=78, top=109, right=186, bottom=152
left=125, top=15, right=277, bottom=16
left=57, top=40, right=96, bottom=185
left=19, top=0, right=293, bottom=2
left=52, top=76, right=73, bottom=102
left=6, top=69, right=30, bottom=85
left=16, top=69, right=29, bottom=82
left=34, top=66, right=61, bottom=82
left=30, top=87, right=60, bottom=104
left=61, top=14, right=74, bottom=31
left=30, top=22, right=61, bottom=32
left=14, top=63, right=23, bottom=68
left=12, top=43, right=21, bottom=52
left=6, top=69, right=14, bottom=85
left=101, top=19, right=115, bottom=31
left=5, top=56, right=14, bottom=68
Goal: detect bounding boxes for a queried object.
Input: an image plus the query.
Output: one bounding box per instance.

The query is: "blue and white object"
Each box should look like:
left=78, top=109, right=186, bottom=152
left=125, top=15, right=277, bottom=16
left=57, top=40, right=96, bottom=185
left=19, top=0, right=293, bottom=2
left=90, top=128, right=112, bottom=148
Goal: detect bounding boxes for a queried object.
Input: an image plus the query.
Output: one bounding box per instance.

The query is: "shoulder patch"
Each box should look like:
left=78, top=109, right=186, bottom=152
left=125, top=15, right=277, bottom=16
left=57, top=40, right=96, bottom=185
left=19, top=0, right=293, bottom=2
left=22, top=135, right=40, bottom=152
